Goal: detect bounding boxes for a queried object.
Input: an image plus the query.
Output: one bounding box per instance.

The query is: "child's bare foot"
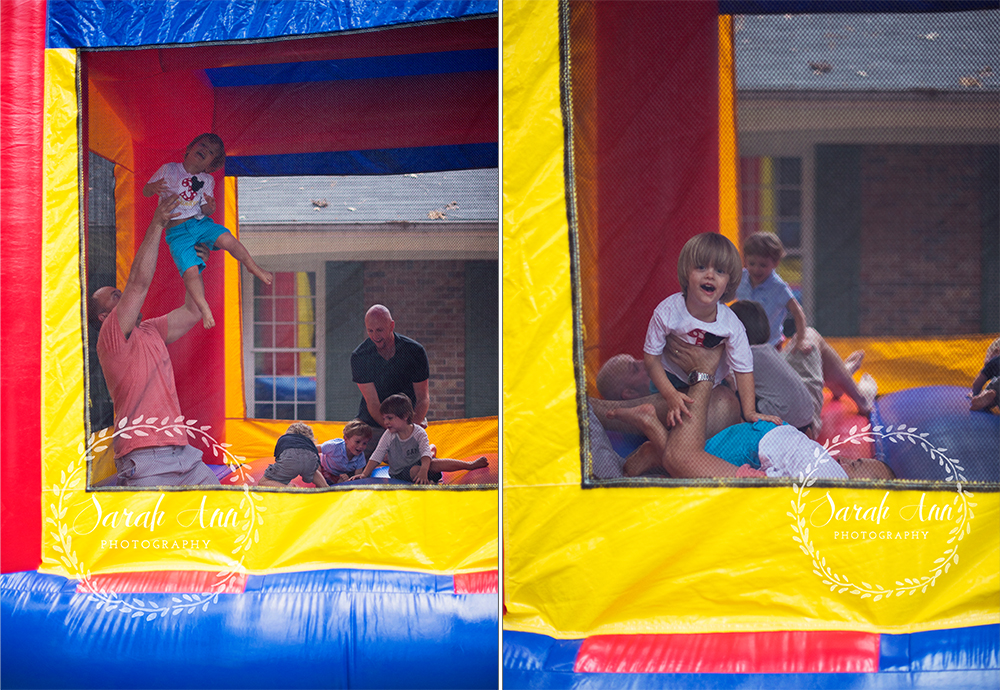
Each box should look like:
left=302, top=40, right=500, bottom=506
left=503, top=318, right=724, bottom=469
left=856, top=373, right=877, bottom=416
left=201, top=305, right=215, bottom=329
left=970, top=380, right=998, bottom=412
left=429, top=444, right=438, bottom=458
left=845, top=350, right=864, bottom=375
left=606, top=403, right=661, bottom=436
left=469, top=456, right=488, bottom=471
left=251, top=266, right=273, bottom=285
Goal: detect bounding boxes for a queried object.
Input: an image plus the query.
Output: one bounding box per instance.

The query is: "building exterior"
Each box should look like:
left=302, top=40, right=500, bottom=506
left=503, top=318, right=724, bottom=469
left=736, top=10, right=998, bottom=336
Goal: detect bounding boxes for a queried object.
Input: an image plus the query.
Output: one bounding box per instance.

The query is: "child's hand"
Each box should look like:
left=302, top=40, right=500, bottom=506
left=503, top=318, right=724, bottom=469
left=414, top=466, right=432, bottom=485
left=746, top=411, right=783, bottom=426
left=146, top=178, right=169, bottom=197
left=201, top=194, right=217, bottom=217
left=661, top=389, right=694, bottom=428
left=339, top=473, right=350, bottom=483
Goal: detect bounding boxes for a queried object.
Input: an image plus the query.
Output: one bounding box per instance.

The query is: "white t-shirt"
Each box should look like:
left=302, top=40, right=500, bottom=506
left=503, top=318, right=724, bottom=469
left=643, top=292, right=753, bottom=385
left=148, top=162, right=214, bottom=221
left=757, top=425, right=848, bottom=479
left=368, top=424, right=434, bottom=476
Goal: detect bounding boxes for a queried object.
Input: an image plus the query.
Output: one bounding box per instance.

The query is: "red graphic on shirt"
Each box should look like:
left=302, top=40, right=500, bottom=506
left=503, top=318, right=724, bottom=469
left=686, top=329, right=726, bottom=348
left=179, top=176, right=203, bottom=202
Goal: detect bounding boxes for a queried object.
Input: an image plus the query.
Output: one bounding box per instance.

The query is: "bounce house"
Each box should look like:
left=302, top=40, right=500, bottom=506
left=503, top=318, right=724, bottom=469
left=2, top=2, right=498, bottom=688
left=503, top=1, right=998, bottom=688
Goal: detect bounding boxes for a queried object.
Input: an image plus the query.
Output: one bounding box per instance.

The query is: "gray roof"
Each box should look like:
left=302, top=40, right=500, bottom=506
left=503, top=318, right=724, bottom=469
left=238, top=168, right=498, bottom=225
left=735, top=10, right=999, bottom=91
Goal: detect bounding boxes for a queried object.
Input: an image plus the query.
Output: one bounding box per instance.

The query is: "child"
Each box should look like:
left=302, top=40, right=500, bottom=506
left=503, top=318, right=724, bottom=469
left=734, top=232, right=807, bottom=348
left=970, top=337, right=1000, bottom=413
left=318, top=419, right=373, bottom=484
left=259, top=422, right=327, bottom=488
left=643, top=232, right=782, bottom=428
left=143, top=133, right=272, bottom=329
left=735, top=231, right=877, bottom=415
left=354, top=394, right=488, bottom=484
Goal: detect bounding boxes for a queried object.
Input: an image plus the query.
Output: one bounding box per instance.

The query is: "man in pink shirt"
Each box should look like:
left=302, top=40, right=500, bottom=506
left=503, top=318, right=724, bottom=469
left=90, top=195, right=219, bottom=487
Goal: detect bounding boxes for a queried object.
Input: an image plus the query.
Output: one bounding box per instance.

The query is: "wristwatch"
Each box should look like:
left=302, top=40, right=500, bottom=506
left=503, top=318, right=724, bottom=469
left=688, top=371, right=713, bottom=385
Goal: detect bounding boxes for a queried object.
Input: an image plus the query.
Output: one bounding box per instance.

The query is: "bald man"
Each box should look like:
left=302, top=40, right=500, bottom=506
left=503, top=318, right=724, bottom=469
left=351, top=305, right=430, bottom=454
left=90, top=195, right=219, bottom=487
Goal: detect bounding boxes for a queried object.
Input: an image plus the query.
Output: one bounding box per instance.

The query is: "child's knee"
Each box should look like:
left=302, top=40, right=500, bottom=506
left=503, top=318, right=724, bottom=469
left=182, top=265, right=201, bottom=280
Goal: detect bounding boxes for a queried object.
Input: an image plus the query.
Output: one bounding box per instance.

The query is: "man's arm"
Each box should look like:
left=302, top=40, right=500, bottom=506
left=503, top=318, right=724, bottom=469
left=164, top=243, right=211, bottom=344
left=115, top=195, right=180, bottom=338
left=357, top=382, right=384, bottom=428
left=412, top=379, right=430, bottom=426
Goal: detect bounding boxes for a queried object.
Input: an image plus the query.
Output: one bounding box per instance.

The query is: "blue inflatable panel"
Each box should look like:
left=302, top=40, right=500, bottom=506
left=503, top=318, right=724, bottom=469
left=2, top=569, right=497, bottom=689
left=873, top=386, right=999, bottom=483
left=205, top=49, right=498, bottom=87
left=504, top=628, right=1000, bottom=690
left=46, top=0, right=498, bottom=48
left=226, top=143, right=499, bottom=177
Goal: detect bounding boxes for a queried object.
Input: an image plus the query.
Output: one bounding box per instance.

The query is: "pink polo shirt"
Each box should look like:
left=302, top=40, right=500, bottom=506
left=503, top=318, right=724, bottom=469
left=96, top=308, right=186, bottom=459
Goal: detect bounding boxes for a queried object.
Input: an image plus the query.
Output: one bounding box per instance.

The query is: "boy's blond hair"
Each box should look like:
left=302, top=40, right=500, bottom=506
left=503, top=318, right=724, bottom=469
left=343, top=418, right=373, bottom=440
left=187, top=133, right=226, bottom=172
left=285, top=422, right=315, bottom=441
left=677, top=233, right=743, bottom=302
left=742, top=232, right=785, bottom=263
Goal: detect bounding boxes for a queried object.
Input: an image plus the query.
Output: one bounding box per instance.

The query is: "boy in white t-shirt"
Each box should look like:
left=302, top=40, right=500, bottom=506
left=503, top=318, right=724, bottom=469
left=354, top=394, right=487, bottom=484
left=143, top=133, right=272, bottom=329
left=643, top=232, right=782, bottom=429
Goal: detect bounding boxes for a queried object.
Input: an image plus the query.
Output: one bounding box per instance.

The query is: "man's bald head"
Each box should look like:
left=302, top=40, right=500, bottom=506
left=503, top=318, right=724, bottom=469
left=365, top=304, right=395, bottom=357
left=596, top=354, right=652, bottom=400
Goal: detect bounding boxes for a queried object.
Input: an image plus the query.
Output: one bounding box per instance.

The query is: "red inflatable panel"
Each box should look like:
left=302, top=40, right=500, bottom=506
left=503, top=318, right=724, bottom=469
left=78, top=570, right=248, bottom=594
left=454, top=570, right=498, bottom=594
left=816, top=391, right=874, bottom=461
left=0, top=0, right=46, bottom=574
left=575, top=631, right=880, bottom=674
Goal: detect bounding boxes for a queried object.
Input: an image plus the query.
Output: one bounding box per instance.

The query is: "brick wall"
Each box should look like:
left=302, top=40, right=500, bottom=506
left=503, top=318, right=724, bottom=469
left=364, top=260, right=467, bottom=420
left=858, top=145, right=984, bottom=336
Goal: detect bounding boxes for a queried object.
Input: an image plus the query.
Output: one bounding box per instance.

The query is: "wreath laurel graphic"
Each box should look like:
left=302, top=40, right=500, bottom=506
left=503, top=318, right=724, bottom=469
left=43, top=416, right=265, bottom=619
left=789, top=423, right=975, bottom=600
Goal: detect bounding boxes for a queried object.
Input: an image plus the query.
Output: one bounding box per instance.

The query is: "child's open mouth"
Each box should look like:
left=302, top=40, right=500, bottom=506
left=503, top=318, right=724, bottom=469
left=700, top=283, right=716, bottom=294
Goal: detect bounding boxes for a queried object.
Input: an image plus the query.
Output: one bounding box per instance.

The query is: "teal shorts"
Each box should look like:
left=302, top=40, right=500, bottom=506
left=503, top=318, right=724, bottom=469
left=165, top=217, right=227, bottom=275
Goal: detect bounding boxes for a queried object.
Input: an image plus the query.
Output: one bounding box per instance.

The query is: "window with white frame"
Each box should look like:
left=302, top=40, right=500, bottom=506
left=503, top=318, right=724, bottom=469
left=739, top=155, right=804, bottom=300
left=247, top=270, right=323, bottom=420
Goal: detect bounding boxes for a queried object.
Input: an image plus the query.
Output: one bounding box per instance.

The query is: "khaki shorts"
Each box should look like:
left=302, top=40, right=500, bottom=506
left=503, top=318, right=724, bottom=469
left=263, top=448, right=320, bottom=485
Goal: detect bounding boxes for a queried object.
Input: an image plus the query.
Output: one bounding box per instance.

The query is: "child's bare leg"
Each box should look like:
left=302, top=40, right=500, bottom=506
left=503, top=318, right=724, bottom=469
left=182, top=266, right=214, bottom=328
left=607, top=404, right=667, bottom=453
left=817, top=334, right=873, bottom=413
left=429, top=456, right=489, bottom=473
left=970, top=388, right=997, bottom=411
left=622, top=441, right=661, bottom=477
left=213, top=231, right=273, bottom=285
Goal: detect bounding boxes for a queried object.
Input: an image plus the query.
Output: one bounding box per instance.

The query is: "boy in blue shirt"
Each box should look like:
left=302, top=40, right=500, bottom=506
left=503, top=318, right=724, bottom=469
left=735, top=232, right=877, bottom=415
left=318, top=419, right=373, bottom=484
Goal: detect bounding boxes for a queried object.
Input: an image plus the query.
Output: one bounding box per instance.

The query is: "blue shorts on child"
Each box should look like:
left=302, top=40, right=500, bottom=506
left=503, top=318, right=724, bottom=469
left=165, top=217, right=227, bottom=275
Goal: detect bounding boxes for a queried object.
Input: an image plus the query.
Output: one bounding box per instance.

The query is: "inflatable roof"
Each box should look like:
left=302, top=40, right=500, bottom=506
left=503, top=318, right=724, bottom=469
left=2, top=2, right=498, bottom=688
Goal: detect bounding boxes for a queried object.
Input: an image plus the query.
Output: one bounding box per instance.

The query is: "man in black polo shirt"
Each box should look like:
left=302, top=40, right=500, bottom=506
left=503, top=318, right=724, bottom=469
left=351, top=304, right=430, bottom=455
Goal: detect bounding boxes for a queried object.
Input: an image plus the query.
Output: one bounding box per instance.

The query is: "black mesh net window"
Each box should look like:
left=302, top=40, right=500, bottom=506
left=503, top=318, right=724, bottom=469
left=567, top=3, right=998, bottom=489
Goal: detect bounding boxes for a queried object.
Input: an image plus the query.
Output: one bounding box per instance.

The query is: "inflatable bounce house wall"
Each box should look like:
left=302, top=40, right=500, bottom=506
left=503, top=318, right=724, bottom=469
left=1, top=2, right=498, bottom=688
left=503, top=1, right=998, bottom=688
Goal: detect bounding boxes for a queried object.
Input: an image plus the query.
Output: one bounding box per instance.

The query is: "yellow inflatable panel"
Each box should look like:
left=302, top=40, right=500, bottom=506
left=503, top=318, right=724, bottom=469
left=501, top=1, right=999, bottom=638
